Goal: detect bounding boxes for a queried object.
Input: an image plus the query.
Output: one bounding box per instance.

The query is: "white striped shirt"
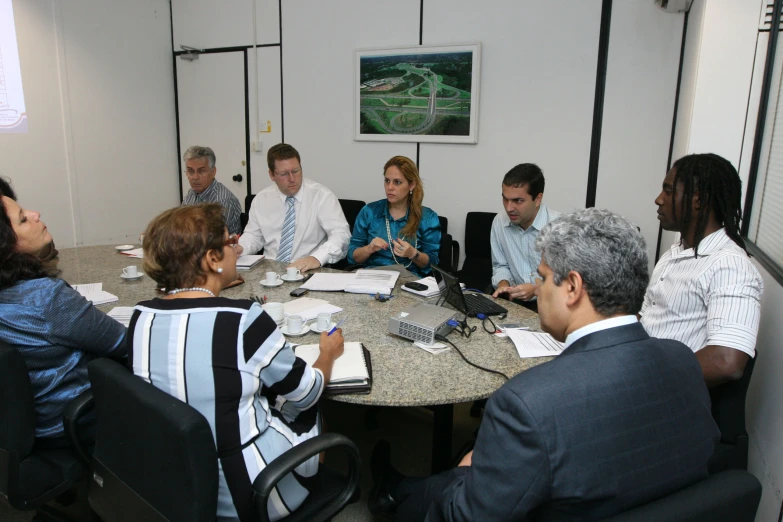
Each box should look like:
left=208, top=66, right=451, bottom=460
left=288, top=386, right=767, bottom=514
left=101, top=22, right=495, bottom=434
left=491, top=204, right=561, bottom=288
left=182, top=179, right=243, bottom=235
left=640, top=228, right=763, bottom=357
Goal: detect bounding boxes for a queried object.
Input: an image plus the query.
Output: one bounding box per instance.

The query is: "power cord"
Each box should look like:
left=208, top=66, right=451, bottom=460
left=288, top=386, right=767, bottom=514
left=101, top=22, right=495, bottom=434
left=435, top=334, right=509, bottom=381
left=446, top=318, right=476, bottom=338
left=477, top=313, right=498, bottom=334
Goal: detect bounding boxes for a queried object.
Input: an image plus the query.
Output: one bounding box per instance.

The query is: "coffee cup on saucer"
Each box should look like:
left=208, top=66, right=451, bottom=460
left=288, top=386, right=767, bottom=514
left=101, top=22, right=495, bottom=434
left=286, top=315, right=304, bottom=334
left=316, top=312, right=332, bottom=331
left=262, top=302, right=284, bottom=323
left=265, top=272, right=282, bottom=285
left=122, top=266, right=138, bottom=277
left=286, top=267, right=301, bottom=279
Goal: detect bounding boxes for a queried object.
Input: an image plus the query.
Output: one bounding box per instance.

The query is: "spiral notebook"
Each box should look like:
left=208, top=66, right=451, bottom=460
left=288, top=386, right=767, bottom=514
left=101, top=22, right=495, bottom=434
left=294, top=342, right=372, bottom=395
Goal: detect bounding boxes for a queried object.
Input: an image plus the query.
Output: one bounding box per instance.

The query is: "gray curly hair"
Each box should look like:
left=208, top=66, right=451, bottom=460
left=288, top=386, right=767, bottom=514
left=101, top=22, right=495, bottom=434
left=536, top=208, right=649, bottom=316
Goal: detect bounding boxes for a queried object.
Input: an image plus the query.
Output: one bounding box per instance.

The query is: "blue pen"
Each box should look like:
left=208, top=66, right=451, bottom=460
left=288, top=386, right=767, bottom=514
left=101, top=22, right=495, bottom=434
left=327, top=316, right=348, bottom=336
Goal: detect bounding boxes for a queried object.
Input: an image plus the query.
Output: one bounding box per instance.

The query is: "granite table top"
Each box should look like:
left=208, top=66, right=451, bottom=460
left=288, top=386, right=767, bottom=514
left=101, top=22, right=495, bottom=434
left=58, top=245, right=549, bottom=408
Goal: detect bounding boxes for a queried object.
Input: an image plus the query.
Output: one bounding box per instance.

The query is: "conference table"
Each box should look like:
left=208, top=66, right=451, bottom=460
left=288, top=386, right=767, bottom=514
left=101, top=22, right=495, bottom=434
left=58, top=245, right=547, bottom=472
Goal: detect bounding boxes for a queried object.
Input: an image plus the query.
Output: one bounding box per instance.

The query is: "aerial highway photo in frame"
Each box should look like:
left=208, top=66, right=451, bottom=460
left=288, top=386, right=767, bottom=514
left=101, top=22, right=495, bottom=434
left=354, top=43, right=481, bottom=144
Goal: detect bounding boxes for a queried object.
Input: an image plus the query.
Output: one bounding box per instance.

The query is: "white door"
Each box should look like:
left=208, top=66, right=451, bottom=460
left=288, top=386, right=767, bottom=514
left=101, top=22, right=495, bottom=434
left=176, top=51, right=249, bottom=205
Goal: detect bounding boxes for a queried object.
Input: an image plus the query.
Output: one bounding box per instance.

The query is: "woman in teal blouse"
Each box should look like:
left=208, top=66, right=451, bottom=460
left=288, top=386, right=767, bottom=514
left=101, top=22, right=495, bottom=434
left=347, top=156, right=441, bottom=277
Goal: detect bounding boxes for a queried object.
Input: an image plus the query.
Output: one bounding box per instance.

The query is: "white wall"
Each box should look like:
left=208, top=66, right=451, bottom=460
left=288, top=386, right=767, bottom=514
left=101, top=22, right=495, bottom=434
left=170, top=0, right=685, bottom=267
left=596, top=1, right=684, bottom=269
left=0, top=0, right=178, bottom=247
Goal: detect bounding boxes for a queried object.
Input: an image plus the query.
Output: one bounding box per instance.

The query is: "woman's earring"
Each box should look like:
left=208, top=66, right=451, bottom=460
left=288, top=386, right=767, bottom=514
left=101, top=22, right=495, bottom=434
left=409, top=190, right=413, bottom=195
left=217, top=267, right=223, bottom=274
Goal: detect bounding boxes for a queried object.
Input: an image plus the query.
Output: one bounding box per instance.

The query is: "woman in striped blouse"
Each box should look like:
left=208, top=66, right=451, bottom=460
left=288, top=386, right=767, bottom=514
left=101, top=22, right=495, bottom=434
left=129, top=203, right=344, bottom=522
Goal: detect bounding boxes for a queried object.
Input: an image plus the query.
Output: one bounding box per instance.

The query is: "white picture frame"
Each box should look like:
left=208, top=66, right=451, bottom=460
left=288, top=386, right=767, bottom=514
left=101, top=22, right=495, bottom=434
left=354, top=42, right=481, bottom=144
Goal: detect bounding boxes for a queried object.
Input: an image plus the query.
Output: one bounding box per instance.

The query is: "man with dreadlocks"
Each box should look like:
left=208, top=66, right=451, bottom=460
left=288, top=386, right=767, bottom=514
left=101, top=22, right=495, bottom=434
left=640, top=153, right=763, bottom=388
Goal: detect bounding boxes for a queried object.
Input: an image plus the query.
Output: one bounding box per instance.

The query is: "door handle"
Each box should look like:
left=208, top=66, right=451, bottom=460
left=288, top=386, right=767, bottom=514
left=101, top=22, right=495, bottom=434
left=233, top=174, right=243, bottom=182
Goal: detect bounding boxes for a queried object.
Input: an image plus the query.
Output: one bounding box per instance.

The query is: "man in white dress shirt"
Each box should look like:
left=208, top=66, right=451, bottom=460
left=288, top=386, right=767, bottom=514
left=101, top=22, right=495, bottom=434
left=490, top=163, right=560, bottom=311
left=237, top=143, right=350, bottom=272
left=641, top=153, right=763, bottom=387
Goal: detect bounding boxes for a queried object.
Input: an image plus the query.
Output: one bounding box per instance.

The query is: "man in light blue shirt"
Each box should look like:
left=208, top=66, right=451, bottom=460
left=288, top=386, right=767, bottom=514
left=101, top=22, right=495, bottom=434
left=490, top=163, right=560, bottom=310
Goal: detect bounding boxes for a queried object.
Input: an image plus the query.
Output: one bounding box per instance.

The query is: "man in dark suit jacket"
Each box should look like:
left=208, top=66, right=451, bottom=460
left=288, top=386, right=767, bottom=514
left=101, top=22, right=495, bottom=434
left=370, top=208, right=720, bottom=522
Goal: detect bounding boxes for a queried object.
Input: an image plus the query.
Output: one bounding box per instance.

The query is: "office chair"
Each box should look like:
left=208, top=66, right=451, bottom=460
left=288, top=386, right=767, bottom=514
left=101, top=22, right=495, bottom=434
left=0, top=342, right=91, bottom=522
left=600, top=469, right=761, bottom=521
left=338, top=199, right=365, bottom=234
left=457, top=211, right=497, bottom=291
left=708, top=355, right=757, bottom=473
left=240, top=193, right=256, bottom=231
left=83, top=358, right=360, bottom=522
left=437, top=216, right=460, bottom=275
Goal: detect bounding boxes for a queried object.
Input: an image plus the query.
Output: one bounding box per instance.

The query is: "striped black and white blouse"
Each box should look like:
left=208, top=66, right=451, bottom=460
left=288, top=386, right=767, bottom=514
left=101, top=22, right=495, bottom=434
left=129, top=297, right=324, bottom=521
left=640, top=228, right=763, bottom=357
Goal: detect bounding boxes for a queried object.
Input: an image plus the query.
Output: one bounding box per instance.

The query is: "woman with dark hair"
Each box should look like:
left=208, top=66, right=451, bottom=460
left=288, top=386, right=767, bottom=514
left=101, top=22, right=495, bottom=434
left=131, top=203, right=344, bottom=522
left=347, top=156, right=441, bottom=277
left=0, top=179, right=127, bottom=443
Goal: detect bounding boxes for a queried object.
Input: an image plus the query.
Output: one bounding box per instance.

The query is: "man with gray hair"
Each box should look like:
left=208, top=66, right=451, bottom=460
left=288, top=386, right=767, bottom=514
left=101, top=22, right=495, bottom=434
left=182, top=146, right=243, bottom=235
left=369, top=208, right=719, bottom=522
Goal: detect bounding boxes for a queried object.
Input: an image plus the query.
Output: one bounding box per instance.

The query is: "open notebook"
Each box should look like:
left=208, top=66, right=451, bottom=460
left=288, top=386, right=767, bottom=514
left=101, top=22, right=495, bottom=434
left=300, top=269, right=399, bottom=295
left=294, top=342, right=372, bottom=395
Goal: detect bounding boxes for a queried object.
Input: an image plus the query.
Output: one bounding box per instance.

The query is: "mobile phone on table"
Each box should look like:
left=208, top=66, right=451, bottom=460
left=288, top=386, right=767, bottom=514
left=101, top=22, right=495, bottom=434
left=290, top=287, right=309, bottom=297
left=403, top=282, right=428, bottom=291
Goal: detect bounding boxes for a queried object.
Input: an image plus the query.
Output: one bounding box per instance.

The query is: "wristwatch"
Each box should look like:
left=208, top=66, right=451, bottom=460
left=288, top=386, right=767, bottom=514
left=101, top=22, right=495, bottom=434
left=411, top=250, right=420, bottom=261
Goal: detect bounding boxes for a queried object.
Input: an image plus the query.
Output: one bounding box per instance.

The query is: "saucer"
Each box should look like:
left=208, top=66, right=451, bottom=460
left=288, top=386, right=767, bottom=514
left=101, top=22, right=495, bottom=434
left=115, top=244, right=135, bottom=251
left=281, top=274, right=305, bottom=282
left=310, top=322, right=336, bottom=334
left=121, top=272, right=144, bottom=281
left=280, top=324, right=311, bottom=337
left=260, top=280, right=284, bottom=287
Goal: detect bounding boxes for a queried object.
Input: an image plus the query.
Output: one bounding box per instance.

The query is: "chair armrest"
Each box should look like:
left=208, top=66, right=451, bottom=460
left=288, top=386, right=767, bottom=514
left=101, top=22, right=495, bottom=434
left=63, top=389, right=93, bottom=465
left=252, top=433, right=360, bottom=522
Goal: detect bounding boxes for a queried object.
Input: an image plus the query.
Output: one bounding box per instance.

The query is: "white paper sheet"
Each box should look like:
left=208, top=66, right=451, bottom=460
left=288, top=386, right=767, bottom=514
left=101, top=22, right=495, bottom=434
left=73, top=283, right=118, bottom=305
left=506, top=330, right=565, bottom=358
left=119, top=248, right=144, bottom=259
left=282, top=297, right=342, bottom=321
left=107, top=306, right=135, bottom=327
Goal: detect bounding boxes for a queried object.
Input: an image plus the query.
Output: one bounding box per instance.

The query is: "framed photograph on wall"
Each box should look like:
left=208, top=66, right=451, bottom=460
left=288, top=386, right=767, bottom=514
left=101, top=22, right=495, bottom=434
left=354, top=43, right=481, bottom=144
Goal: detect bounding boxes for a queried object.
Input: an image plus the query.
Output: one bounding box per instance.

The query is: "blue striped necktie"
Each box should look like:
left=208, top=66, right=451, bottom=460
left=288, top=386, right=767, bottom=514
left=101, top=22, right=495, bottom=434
left=278, top=196, right=296, bottom=262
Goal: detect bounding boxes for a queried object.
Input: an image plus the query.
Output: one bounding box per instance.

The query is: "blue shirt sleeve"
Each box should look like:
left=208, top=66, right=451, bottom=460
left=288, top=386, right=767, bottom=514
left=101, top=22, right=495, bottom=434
left=418, top=208, right=441, bottom=269
left=347, top=204, right=374, bottom=265
left=42, top=279, right=127, bottom=356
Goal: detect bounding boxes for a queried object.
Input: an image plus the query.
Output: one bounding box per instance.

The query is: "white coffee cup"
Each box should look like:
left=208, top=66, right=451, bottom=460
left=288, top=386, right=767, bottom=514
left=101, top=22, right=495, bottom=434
left=286, top=267, right=301, bottom=279
left=262, top=302, right=284, bottom=323
left=265, top=271, right=282, bottom=285
left=122, top=266, right=138, bottom=277
left=286, top=314, right=303, bottom=334
left=316, top=312, right=332, bottom=331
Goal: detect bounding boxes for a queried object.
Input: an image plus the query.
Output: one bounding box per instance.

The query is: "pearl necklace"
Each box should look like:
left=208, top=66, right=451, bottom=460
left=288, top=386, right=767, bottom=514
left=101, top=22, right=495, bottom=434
left=385, top=213, right=417, bottom=268
left=167, top=287, right=215, bottom=297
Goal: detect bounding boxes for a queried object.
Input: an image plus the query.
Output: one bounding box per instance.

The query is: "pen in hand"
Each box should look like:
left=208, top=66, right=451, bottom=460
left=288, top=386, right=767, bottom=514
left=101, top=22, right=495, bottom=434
left=328, top=316, right=348, bottom=336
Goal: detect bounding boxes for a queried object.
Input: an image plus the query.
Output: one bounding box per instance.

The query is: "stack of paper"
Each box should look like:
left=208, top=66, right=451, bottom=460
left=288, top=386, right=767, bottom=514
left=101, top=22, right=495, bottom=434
left=236, top=254, right=265, bottom=270
left=107, top=306, right=135, bottom=326
left=401, top=276, right=440, bottom=297
left=506, top=329, right=565, bottom=358
left=120, top=248, right=144, bottom=259
left=282, top=297, right=342, bottom=321
left=301, top=269, right=399, bottom=295
left=73, top=283, right=119, bottom=305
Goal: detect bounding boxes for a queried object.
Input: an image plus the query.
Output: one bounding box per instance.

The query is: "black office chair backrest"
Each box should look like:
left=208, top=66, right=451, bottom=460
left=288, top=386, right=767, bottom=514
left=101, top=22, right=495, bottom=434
left=458, top=212, right=497, bottom=290
left=710, top=355, right=755, bottom=444
left=0, top=342, right=36, bottom=465
left=600, top=469, right=761, bottom=522
left=87, top=358, right=218, bottom=522
left=338, top=199, right=366, bottom=234
left=245, top=193, right=257, bottom=213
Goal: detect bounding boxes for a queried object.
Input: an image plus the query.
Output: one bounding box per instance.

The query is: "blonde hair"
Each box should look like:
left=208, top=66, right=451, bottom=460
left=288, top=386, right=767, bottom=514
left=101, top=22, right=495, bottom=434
left=384, top=156, right=424, bottom=240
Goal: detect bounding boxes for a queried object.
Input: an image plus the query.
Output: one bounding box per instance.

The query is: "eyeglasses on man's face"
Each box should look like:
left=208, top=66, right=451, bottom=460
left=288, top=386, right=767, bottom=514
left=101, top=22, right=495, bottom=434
left=273, top=167, right=302, bottom=178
